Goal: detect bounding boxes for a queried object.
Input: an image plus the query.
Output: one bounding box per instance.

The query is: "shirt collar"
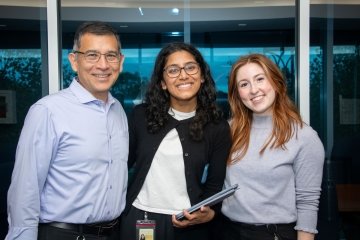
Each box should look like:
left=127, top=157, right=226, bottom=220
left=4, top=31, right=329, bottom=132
left=69, top=77, right=115, bottom=105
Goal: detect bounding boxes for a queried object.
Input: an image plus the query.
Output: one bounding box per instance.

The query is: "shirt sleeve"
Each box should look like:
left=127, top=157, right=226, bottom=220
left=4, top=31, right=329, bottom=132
left=6, top=104, right=57, bottom=240
left=293, top=127, right=325, bottom=234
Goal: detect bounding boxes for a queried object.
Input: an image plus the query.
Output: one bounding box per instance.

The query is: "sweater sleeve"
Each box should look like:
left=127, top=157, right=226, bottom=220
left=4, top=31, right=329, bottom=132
left=293, top=126, right=325, bottom=234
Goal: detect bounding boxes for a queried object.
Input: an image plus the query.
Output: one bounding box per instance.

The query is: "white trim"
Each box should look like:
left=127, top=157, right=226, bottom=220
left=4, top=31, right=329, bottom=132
left=298, top=0, right=310, bottom=124
left=47, top=0, right=60, bottom=94
left=0, top=90, right=17, bottom=124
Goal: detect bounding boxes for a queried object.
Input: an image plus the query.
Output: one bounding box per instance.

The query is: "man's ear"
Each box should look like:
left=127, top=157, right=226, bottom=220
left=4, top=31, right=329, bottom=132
left=68, top=53, right=79, bottom=72
left=118, top=54, right=125, bottom=73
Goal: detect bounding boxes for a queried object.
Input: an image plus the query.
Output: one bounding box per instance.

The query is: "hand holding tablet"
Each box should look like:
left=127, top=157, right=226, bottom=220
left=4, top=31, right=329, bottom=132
left=175, top=184, right=239, bottom=221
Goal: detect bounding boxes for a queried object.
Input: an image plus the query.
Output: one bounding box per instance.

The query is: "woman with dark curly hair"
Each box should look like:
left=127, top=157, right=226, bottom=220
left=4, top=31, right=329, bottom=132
left=120, top=42, right=231, bottom=240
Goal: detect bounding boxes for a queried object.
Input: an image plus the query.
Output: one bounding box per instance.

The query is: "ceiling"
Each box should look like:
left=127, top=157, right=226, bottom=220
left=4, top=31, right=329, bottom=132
left=1, top=0, right=359, bottom=7
left=0, top=0, right=359, bottom=34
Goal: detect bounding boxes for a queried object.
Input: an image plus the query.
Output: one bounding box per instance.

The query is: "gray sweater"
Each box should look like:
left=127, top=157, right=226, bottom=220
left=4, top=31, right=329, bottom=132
left=222, top=115, right=324, bottom=234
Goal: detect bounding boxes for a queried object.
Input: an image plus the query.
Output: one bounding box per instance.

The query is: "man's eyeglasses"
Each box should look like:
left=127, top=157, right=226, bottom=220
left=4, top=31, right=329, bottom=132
left=163, top=62, right=200, bottom=78
left=73, top=50, right=122, bottom=63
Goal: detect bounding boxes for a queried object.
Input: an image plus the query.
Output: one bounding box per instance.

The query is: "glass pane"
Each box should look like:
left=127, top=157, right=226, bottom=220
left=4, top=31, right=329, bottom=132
left=61, top=1, right=296, bottom=118
left=311, top=1, right=360, bottom=239
left=0, top=1, right=47, bottom=238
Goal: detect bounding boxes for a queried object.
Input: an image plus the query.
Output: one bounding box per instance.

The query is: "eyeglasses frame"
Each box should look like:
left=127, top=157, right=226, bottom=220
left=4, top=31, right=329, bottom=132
left=163, top=62, right=200, bottom=78
left=73, top=50, right=123, bottom=63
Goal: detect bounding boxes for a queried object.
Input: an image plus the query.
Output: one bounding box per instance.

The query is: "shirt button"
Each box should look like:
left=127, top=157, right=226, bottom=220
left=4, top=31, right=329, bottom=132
left=184, top=153, right=189, bottom=157
left=110, top=185, right=112, bottom=189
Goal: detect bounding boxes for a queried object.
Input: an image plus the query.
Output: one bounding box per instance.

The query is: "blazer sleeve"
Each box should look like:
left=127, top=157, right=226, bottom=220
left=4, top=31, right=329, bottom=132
left=203, top=120, right=231, bottom=214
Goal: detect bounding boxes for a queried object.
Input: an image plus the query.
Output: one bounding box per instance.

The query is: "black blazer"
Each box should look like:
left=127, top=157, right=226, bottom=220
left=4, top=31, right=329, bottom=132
left=124, top=104, right=231, bottom=215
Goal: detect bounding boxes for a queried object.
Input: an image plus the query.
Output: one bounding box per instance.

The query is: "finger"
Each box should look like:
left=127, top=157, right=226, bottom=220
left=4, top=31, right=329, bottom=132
left=183, top=210, right=195, bottom=220
left=172, top=215, right=189, bottom=228
left=200, top=206, right=210, bottom=212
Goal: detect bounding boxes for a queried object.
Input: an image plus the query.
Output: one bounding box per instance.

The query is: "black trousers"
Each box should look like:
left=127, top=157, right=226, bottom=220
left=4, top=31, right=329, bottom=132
left=221, top=214, right=297, bottom=240
left=38, top=223, right=120, bottom=240
left=120, top=205, right=210, bottom=240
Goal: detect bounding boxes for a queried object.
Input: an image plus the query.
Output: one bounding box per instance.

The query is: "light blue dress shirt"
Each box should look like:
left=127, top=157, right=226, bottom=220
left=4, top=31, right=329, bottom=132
left=6, top=79, right=129, bottom=240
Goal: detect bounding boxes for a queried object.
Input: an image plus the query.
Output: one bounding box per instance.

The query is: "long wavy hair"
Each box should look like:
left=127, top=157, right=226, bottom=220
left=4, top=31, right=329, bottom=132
left=145, top=42, right=222, bottom=141
left=228, top=53, right=303, bottom=164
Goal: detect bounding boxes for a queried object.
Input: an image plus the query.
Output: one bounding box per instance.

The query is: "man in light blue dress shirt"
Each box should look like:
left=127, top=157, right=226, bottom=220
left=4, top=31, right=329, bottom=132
left=6, top=22, right=128, bottom=240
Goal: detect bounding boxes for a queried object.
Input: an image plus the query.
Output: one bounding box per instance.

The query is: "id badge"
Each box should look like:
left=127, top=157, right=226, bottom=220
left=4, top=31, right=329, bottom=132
left=136, top=212, right=156, bottom=240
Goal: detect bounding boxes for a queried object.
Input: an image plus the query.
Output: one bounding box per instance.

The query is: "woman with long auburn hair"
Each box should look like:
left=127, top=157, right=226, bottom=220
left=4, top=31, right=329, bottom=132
left=221, top=54, right=324, bottom=240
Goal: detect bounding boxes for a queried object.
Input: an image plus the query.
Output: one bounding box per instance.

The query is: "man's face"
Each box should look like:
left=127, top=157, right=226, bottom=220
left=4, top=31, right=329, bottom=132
left=68, top=33, right=124, bottom=102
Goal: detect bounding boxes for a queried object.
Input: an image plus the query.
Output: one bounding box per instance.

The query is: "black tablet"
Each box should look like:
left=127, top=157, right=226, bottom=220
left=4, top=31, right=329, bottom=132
left=175, top=184, right=239, bottom=221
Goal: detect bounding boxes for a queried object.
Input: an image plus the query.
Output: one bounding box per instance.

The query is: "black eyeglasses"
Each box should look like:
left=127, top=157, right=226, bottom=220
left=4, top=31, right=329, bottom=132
left=73, top=50, right=122, bottom=63
left=163, top=62, right=200, bottom=78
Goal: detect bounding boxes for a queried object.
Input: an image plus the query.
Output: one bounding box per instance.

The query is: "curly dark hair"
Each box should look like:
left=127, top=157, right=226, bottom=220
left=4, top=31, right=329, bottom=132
left=145, top=42, right=222, bottom=141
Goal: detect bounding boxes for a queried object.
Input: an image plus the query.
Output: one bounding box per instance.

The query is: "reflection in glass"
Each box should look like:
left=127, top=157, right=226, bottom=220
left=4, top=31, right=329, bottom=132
left=61, top=1, right=296, bottom=118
